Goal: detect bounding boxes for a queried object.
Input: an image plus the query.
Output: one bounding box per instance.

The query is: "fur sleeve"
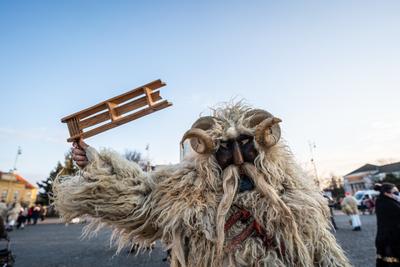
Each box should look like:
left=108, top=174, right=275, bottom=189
left=53, top=147, right=158, bottom=247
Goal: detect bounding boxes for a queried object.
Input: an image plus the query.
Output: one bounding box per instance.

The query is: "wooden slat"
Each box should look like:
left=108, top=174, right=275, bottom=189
left=106, top=79, right=164, bottom=105
left=67, top=100, right=172, bottom=142
left=115, top=91, right=161, bottom=117
left=62, top=79, right=172, bottom=142
left=71, top=117, right=81, bottom=136
left=78, top=91, right=162, bottom=130
left=62, top=103, right=108, bottom=123
left=61, top=79, right=165, bottom=122
left=144, top=87, right=154, bottom=107
left=67, top=121, right=75, bottom=136
left=79, top=111, right=111, bottom=129
left=107, top=102, right=119, bottom=121
left=66, top=117, right=82, bottom=141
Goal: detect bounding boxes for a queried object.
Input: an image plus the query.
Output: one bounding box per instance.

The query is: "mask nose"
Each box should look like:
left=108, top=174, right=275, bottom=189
left=233, top=141, right=244, bottom=166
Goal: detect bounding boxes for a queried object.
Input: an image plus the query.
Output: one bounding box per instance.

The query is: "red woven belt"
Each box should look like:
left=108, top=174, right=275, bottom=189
left=224, top=208, right=274, bottom=252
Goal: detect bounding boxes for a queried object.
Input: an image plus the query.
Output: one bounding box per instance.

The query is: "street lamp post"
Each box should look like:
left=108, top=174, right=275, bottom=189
left=12, top=146, right=22, bottom=172
left=145, top=144, right=151, bottom=172
left=308, top=141, right=320, bottom=189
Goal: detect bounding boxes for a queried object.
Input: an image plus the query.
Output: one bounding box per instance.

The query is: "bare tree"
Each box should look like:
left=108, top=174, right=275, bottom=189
left=326, top=173, right=345, bottom=199
left=124, top=150, right=143, bottom=163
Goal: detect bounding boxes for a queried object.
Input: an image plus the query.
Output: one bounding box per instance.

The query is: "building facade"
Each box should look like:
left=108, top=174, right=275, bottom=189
left=343, top=162, right=400, bottom=194
left=0, top=171, right=37, bottom=206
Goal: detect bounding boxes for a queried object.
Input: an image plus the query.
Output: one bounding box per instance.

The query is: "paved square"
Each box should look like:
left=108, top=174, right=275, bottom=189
left=7, top=214, right=376, bottom=267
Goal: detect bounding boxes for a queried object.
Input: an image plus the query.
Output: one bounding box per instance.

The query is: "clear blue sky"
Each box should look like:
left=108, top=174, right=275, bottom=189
left=1, top=1, right=399, bottom=185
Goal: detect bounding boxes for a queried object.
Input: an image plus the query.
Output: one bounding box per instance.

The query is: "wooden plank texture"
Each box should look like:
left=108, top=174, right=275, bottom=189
left=106, top=102, right=118, bottom=121
left=61, top=79, right=165, bottom=122
left=115, top=91, right=161, bottom=116
left=67, top=100, right=172, bottom=142
left=144, top=87, right=154, bottom=107
left=79, top=111, right=110, bottom=129
left=62, top=79, right=172, bottom=142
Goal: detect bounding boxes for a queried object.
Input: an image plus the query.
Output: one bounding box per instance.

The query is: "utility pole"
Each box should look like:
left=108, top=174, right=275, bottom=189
left=12, top=146, right=22, bottom=172
left=145, top=144, right=151, bottom=172
left=308, top=141, right=320, bottom=189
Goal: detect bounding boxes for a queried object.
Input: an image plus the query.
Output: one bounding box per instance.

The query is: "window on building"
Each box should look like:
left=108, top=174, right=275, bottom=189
left=1, top=190, right=7, bottom=201
left=13, top=191, right=19, bottom=200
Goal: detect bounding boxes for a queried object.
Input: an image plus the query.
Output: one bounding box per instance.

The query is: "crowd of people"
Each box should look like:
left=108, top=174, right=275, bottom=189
left=327, top=183, right=400, bottom=267
left=0, top=202, right=47, bottom=232
left=0, top=202, right=47, bottom=266
left=326, top=189, right=388, bottom=231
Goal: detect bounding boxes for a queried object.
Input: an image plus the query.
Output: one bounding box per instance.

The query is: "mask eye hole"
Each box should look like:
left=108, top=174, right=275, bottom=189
left=237, top=135, right=252, bottom=146
left=240, top=138, right=250, bottom=145
left=219, top=142, right=229, bottom=149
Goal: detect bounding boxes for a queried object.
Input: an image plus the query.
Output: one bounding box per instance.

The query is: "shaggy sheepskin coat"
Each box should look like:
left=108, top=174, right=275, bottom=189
left=54, top=105, right=350, bottom=267
left=341, top=196, right=359, bottom=215
left=6, top=203, right=21, bottom=223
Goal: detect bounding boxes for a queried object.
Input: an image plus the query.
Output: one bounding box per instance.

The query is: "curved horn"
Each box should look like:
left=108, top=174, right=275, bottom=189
left=245, top=110, right=282, bottom=148
left=255, top=117, right=282, bottom=148
left=181, top=116, right=216, bottom=154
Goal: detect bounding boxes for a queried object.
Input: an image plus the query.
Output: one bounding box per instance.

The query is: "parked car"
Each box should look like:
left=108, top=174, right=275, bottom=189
left=354, top=190, right=379, bottom=208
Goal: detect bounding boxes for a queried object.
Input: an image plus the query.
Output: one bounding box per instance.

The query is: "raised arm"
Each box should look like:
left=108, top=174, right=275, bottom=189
left=53, top=141, right=160, bottom=248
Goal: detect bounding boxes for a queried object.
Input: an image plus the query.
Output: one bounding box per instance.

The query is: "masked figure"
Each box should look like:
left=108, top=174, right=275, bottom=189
left=53, top=103, right=350, bottom=267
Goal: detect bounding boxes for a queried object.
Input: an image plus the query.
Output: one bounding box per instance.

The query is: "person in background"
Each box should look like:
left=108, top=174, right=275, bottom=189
left=40, top=205, right=47, bottom=221
left=374, top=183, right=400, bottom=267
left=341, top=192, right=362, bottom=231
left=0, top=201, right=7, bottom=226
left=0, top=215, right=7, bottom=240
left=360, top=195, right=368, bottom=215
left=31, top=204, right=40, bottom=225
left=393, top=189, right=400, bottom=203
left=363, top=194, right=376, bottom=215
left=16, top=206, right=27, bottom=229
left=26, top=206, right=33, bottom=225
left=6, top=202, right=21, bottom=231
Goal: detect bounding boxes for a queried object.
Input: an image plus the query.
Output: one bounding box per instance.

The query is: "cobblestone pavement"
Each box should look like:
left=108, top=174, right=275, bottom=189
left=7, top=214, right=376, bottom=267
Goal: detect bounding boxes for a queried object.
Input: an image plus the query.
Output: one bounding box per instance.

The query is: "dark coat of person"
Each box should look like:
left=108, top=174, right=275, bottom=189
left=375, top=194, right=400, bottom=266
left=0, top=216, right=6, bottom=239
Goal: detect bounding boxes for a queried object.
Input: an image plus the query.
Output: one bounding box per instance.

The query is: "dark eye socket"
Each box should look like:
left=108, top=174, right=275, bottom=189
left=237, top=135, right=253, bottom=146
left=219, top=135, right=252, bottom=149
left=219, top=141, right=229, bottom=149
left=240, top=138, right=250, bottom=145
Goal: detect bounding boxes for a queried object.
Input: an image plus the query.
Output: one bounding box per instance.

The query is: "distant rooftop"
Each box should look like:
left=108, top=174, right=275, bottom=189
left=345, top=162, right=400, bottom=177
left=0, top=171, right=36, bottom=189
left=379, top=162, right=400, bottom=174
left=345, top=164, right=378, bottom=176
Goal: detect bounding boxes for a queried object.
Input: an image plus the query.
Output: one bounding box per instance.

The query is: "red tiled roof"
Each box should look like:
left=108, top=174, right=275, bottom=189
left=14, top=174, right=36, bottom=189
